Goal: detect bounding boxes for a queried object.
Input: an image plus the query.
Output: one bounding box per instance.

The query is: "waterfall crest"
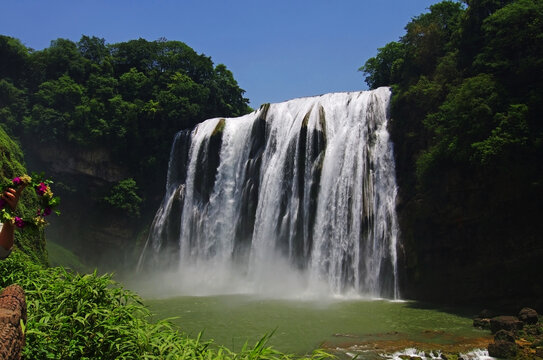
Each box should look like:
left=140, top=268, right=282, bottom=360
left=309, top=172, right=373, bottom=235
left=139, top=87, right=399, bottom=299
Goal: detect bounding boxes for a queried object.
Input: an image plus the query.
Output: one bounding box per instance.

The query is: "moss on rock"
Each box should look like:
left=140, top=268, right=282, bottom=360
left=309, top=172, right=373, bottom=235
left=0, top=126, right=47, bottom=265
left=212, top=118, right=226, bottom=136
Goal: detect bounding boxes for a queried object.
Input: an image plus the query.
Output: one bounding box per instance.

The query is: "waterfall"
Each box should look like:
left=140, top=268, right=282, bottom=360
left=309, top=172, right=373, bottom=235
left=139, top=87, right=400, bottom=299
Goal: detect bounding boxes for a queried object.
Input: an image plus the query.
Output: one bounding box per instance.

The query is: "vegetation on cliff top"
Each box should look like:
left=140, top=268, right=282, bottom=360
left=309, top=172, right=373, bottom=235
left=0, top=35, right=251, bottom=218
left=361, top=0, right=542, bottom=179
left=0, top=35, right=253, bottom=267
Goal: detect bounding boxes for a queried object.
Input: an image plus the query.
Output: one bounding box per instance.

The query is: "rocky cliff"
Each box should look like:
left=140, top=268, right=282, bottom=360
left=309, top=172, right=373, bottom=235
left=24, top=141, right=155, bottom=270
left=392, top=120, right=543, bottom=312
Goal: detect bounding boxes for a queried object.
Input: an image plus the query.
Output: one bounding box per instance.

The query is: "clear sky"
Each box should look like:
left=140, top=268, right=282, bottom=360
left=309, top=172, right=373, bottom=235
left=1, top=0, right=439, bottom=108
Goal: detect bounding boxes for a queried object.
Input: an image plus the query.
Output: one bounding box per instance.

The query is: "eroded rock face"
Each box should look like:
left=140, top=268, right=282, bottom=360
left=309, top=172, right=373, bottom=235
left=32, top=144, right=128, bottom=183
left=0, top=284, right=26, bottom=360
left=26, top=142, right=148, bottom=270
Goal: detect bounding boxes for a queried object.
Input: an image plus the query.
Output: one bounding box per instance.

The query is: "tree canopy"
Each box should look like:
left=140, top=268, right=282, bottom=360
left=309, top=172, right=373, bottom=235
left=361, top=0, right=543, bottom=183
left=0, top=35, right=251, bottom=215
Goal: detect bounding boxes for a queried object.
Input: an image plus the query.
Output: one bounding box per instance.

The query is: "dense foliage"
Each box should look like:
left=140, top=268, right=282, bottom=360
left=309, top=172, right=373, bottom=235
left=0, top=251, right=332, bottom=360
left=0, top=126, right=47, bottom=264
left=361, top=0, right=542, bottom=184
left=0, top=35, right=251, bottom=216
left=102, top=178, right=143, bottom=218
left=361, top=0, right=543, bottom=307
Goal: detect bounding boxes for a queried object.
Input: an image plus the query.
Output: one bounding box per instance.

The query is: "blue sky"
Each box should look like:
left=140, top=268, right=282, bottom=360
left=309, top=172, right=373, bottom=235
left=1, top=0, right=439, bottom=108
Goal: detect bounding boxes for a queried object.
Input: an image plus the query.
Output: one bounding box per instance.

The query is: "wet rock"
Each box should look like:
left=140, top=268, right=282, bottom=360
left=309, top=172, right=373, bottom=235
left=518, top=307, right=539, bottom=325
left=473, top=317, right=490, bottom=329
left=399, top=356, right=422, bottom=360
left=494, top=329, right=516, bottom=343
left=490, top=315, right=524, bottom=334
left=488, top=340, right=518, bottom=358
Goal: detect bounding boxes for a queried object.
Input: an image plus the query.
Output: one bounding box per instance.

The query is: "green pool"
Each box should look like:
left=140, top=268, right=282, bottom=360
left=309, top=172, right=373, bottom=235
left=145, top=295, right=491, bottom=358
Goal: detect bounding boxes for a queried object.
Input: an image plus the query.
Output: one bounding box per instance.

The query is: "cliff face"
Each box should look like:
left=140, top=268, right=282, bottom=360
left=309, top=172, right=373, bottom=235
left=24, top=142, right=154, bottom=270
left=393, top=127, right=543, bottom=311
left=33, top=144, right=128, bottom=183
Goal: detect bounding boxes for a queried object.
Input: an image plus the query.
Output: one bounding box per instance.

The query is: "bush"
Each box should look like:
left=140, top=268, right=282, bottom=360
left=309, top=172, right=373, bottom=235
left=102, top=178, right=143, bottom=218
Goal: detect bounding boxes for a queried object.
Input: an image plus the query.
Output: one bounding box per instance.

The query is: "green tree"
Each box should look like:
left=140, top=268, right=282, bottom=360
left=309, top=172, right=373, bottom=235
left=360, top=42, right=405, bottom=90
left=118, top=67, right=149, bottom=101
left=0, top=35, right=28, bottom=83
left=475, top=0, right=543, bottom=91
left=24, top=75, right=83, bottom=142
left=0, top=79, right=27, bottom=133
left=0, top=34, right=251, bottom=248
left=77, top=35, right=108, bottom=63
left=102, top=178, right=143, bottom=218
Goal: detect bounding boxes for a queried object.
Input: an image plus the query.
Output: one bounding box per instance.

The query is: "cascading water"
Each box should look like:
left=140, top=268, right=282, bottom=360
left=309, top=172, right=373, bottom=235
left=139, top=87, right=400, bottom=299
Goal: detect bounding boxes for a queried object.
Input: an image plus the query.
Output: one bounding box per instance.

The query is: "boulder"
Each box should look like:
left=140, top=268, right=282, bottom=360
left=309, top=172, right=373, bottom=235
left=399, top=356, right=422, bottom=360
left=518, top=307, right=539, bottom=325
left=494, top=329, right=516, bottom=343
left=488, top=340, right=518, bottom=358
left=473, top=317, right=490, bottom=329
left=490, top=315, right=524, bottom=334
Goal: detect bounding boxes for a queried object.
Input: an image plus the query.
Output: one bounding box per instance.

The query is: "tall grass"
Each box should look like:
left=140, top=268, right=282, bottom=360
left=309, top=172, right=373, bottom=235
left=0, top=252, right=333, bottom=360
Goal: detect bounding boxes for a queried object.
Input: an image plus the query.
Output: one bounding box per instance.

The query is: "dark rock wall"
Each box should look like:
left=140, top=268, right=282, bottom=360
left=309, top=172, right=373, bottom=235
left=394, top=135, right=543, bottom=311
left=24, top=142, right=148, bottom=270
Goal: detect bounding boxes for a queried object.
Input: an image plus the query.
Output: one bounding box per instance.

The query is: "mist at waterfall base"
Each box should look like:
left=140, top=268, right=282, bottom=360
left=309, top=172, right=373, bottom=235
left=135, top=87, right=400, bottom=300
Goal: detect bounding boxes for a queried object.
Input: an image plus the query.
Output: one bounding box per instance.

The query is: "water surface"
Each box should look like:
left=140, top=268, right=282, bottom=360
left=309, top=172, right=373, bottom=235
left=146, top=295, right=490, bottom=358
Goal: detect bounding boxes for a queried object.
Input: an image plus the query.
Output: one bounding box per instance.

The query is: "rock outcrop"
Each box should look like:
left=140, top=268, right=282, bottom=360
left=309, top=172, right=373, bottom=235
left=0, top=285, right=26, bottom=360
left=473, top=309, right=494, bottom=330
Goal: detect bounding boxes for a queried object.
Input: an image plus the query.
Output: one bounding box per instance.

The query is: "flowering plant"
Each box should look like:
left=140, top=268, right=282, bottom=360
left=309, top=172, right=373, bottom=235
left=0, top=173, right=60, bottom=229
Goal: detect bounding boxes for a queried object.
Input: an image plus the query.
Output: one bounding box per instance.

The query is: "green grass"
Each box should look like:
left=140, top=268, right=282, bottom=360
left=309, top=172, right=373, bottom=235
left=0, top=251, right=333, bottom=360
left=45, top=240, right=92, bottom=273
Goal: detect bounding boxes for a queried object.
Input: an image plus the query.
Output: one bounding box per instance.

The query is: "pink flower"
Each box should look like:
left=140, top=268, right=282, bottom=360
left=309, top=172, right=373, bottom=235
left=36, top=182, right=48, bottom=196
left=12, top=177, right=22, bottom=186
left=43, top=207, right=52, bottom=216
left=14, top=217, right=25, bottom=228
